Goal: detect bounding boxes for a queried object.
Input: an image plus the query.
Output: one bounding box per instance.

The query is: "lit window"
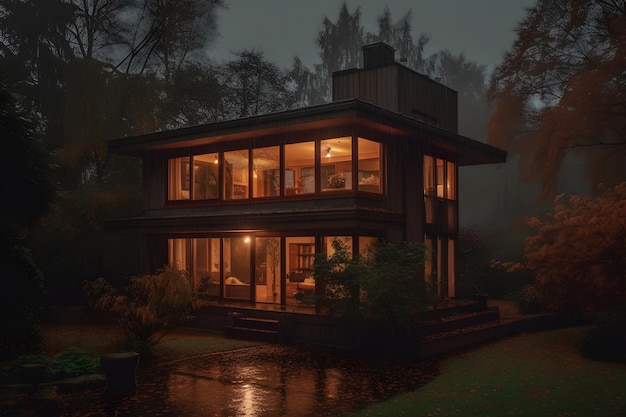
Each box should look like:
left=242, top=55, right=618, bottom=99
left=321, top=137, right=352, bottom=191
left=253, top=146, right=280, bottom=198
left=224, top=149, right=249, bottom=200
left=168, top=157, right=190, bottom=200
left=284, top=142, right=314, bottom=195
left=193, top=154, right=218, bottom=200
left=358, top=138, right=381, bottom=193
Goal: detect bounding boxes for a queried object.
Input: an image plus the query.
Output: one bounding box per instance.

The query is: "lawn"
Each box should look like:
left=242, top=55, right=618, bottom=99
left=39, top=322, right=260, bottom=365
left=349, top=326, right=626, bottom=417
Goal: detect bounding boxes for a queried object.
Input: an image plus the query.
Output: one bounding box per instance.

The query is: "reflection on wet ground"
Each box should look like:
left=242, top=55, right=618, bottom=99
left=62, top=345, right=438, bottom=417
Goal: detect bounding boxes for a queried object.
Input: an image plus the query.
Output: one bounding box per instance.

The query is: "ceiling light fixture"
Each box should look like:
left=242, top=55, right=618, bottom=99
left=326, top=147, right=332, bottom=158
left=214, top=154, right=218, bottom=164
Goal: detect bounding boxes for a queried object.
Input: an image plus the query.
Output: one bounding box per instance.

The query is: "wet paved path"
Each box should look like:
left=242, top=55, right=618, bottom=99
left=62, top=345, right=438, bottom=417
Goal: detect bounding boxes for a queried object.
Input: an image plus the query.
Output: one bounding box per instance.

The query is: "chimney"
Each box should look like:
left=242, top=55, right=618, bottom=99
left=362, top=42, right=395, bottom=69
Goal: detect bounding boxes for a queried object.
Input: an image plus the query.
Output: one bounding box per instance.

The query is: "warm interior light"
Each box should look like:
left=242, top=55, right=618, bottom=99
left=326, top=147, right=332, bottom=158
left=244, top=236, right=251, bottom=244
left=253, top=169, right=258, bottom=178
left=214, top=154, right=218, bottom=164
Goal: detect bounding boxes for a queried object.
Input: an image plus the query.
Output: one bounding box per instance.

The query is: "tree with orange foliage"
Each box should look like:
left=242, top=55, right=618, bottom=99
left=502, top=183, right=626, bottom=315
left=488, top=0, right=626, bottom=199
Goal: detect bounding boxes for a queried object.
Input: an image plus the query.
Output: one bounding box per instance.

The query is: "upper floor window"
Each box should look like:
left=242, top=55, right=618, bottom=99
left=168, top=154, right=219, bottom=201
left=424, top=155, right=456, bottom=225
left=167, top=136, right=384, bottom=202
left=224, top=149, right=249, bottom=200
left=253, top=146, right=280, bottom=198
left=358, top=138, right=381, bottom=193
left=321, top=137, right=352, bottom=191
left=424, top=155, right=456, bottom=200
left=285, top=142, right=314, bottom=195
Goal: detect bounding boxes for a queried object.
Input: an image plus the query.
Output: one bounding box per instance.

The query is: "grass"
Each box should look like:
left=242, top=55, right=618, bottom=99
left=38, top=322, right=260, bottom=366
left=348, top=326, right=626, bottom=417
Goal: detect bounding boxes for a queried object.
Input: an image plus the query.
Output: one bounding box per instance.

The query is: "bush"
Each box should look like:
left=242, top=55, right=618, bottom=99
left=0, top=348, right=100, bottom=384
left=580, top=304, right=626, bottom=363
left=82, top=264, right=197, bottom=358
left=0, top=235, right=45, bottom=358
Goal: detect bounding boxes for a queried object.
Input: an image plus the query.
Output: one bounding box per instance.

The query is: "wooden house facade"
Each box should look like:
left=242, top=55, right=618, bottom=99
left=108, top=43, right=506, bottom=311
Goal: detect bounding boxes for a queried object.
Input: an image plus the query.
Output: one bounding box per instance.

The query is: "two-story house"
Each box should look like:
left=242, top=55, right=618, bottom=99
left=108, top=43, right=506, bottom=313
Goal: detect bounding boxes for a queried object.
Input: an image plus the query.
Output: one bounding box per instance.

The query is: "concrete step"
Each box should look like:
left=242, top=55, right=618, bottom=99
left=416, top=308, right=500, bottom=339
left=415, top=319, right=521, bottom=358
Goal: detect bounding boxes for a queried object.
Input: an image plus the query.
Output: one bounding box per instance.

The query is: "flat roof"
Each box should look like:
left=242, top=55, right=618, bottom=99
left=108, top=98, right=506, bottom=166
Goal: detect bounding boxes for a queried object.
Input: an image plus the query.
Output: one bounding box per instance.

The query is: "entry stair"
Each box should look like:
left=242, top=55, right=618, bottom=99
left=223, top=301, right=521, bottom=355
left=225, top=315, right=280, bottom=344
left=413, top=304, right=520, bottom=358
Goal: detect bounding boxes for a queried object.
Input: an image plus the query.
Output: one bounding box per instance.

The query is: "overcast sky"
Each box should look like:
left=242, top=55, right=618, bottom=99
left=211, top=0, right=536, bottom=72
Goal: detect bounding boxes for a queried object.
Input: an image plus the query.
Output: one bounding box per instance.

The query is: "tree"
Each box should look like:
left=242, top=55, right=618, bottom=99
left=369, top=7, right=428, bottom=72
left=66, top=0, right=129, bottom=61
left=219, top=49, right=295, bottom=119
left=488, top=0, right=626, bottom=198
left=82, top=265, right=198, bottom=358
left=314, top=3, right=365, bottom=102
left=0, top=81, right=55, bottom=355
left=116, top=0, right=224, bottom=79
left=499, top=183, right=626, bottom=315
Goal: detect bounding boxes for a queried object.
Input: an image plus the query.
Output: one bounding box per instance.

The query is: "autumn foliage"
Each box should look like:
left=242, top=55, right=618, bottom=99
left=498, top=183, right=626, bottom=315
left=488, top=0, right=626, bottom=198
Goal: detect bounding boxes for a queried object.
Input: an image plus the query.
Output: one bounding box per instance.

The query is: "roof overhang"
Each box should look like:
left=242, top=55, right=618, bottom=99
left=108, top=99, right=506, bottom=166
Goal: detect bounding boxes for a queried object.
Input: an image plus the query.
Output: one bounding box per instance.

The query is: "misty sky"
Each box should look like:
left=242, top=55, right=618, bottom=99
left=212, top=0, right=536, bottom=72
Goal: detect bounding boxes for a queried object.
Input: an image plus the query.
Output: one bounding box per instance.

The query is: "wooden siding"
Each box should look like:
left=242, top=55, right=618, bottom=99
left=333, top=64, right=458, bottom=133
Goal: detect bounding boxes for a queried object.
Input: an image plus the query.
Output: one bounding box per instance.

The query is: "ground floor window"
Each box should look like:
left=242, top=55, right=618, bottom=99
left=424, top=236, right=455, bottom=298
left=167, top=233, right=379, bottom=307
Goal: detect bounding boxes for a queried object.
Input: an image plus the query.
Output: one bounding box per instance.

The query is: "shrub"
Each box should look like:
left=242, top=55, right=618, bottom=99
left=314, top=239, right=434, bottom=325
left=580, top=303, right=626, bottom=363
left=82, top=264, right=197, bottom=358
left=0, top=235, right=45, bottom=358
left=0, top=348, right=100, bottom=384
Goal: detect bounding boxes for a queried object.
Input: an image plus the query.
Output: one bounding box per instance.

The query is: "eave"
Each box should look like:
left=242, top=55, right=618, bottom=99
left=108, top=99, right=506, bottom=166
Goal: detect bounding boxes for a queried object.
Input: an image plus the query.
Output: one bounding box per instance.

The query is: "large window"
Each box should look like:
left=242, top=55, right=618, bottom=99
left=167, top=137, right=384, bottom=202
left=224, top=150, right=249, bottom=200
left=286, top=236, right=315, bottom=306
left=253, top=146, right=280, bottom=198
left=358, top=138, right=381, bottom=193
left=223, top=236, right=251, bottom=299
left=168, top=157, right=190, bottom=200
left=255, top=237, right=281, bottom=303
left=193, top=154, right=219, bottom=200
left=284, top=142, right=315, bottom=195
left=321, top=137, right=352, bottom=191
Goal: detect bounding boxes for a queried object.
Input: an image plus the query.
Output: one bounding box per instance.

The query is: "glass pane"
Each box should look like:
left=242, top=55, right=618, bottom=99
left=321, top=137, right=352, bottom=191
left=286, top=236, right=315, bottom=306
left=284, top=142, right=314, bottom=195
left=193, top=154, right=219, bottom=200
left=253, top=146, right=280, bottom=198
left=224, top=149, right=249, bottom=200
left=446, top=161, right=456, bottom=200
left=436, top=158, right=445, bottom=198
left=358, top=236, right=378, bottom=257
left=324, top=236, right=353, bottom=256
left=195, top=238, right=221, bottom=298
left=168, top=157, right=190, bottom=200
left=168, top=238, right=192, bottom=272
left=255, top=237, right=281, bottom=303
left=223, top=236, right=251, bottom=300
left=357, top=138, right=381, bottom=193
